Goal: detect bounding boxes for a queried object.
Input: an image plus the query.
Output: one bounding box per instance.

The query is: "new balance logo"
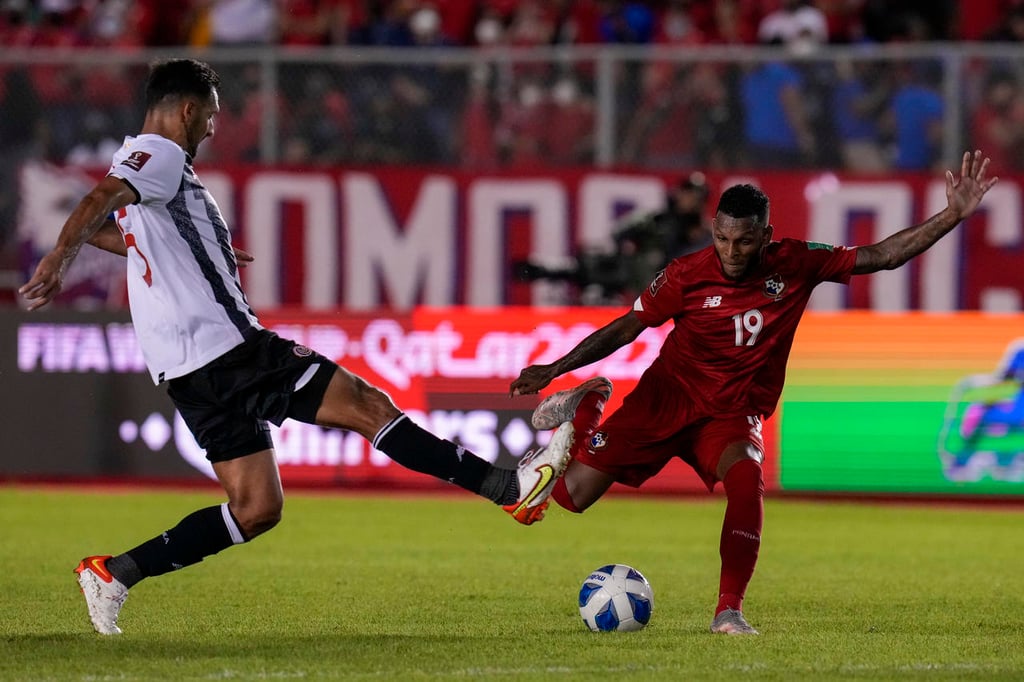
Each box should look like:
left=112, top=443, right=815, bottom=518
left=702, top=296, right=722, bottom=308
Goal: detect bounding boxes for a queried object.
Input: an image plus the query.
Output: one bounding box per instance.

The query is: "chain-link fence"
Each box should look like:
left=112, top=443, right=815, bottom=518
left=2, top=43, right=1023, bottom=171
left=1, top=42, right=1023, bottom=283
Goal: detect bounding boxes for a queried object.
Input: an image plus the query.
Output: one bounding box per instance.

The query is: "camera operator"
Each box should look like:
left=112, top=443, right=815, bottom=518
left=611, top=171, right=712, bottom=300
left=514, top=173, right=711, bottom=305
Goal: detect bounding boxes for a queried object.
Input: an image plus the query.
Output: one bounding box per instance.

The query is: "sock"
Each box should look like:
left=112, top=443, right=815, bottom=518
left=374, top=414, right=495, bottom=498
left=548, top=390, right=606, bottom=513
left=105, top=554, right=142, bottom=588
left=716, top=458, right=764, bottom=616
left=110, top=503, right=248, bottom=586
left=481, top=467, right=517, bottom=505
left=571, top=391, right=606, bottom=458
left=551, top=476, right=582, bottom=513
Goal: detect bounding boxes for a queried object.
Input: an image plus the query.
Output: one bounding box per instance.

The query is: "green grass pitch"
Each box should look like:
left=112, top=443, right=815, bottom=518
left=1, top=486, right=1022, bottom=681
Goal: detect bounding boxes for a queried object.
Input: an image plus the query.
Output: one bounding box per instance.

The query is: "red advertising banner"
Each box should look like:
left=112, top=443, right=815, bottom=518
left=17, top=164, right=1024, bottom=312
left=4, top=308, right=777, bottom=495
left=260, top=308, right=772, bottom=494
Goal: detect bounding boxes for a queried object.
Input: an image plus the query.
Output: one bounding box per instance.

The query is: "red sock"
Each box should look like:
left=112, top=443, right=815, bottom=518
left=550, top=390, right=607, bottom=514
left=551, top=476, right=582, bottom=513
left=571, top=391, right=605, bottom=457
left=716, top=458, right=764, bottom=616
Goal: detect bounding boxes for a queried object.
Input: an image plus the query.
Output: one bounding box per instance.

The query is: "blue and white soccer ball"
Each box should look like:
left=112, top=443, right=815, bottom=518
left=578, top=564, right=654, bottom=632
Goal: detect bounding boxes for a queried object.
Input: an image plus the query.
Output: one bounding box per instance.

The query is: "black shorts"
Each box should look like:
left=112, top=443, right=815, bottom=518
left=167, top=329, right=336, bottom=463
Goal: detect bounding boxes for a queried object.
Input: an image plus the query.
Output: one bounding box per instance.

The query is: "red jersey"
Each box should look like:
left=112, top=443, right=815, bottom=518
left=633, top=238, right=857, bottom=418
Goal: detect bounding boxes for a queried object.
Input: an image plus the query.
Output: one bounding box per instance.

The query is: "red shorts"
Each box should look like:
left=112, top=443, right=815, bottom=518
left=574, top=369, right=765, bottom=492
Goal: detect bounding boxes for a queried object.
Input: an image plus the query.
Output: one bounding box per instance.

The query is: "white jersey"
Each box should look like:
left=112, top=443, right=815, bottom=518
left=107, top=134, right=261, bottom=384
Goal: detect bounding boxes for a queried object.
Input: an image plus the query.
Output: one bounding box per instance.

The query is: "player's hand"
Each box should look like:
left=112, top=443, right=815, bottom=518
left=510, top=365, right=557, bottom=396
left=233, top=246, right=254, bottom=267
left=18, top=250, right=67, bottom=311
left=946, top=150, right=998, bottom=221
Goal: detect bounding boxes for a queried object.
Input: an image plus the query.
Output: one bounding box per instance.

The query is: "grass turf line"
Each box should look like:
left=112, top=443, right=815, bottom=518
left=0, top=487, right=1022, bottom=681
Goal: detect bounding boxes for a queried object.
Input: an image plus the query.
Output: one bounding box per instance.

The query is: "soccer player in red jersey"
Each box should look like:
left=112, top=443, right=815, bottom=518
left=510, top=150, right=998, bottom=635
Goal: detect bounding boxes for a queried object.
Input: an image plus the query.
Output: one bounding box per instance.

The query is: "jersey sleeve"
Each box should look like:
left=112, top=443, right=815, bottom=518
left=107, top=138, right=185, bottom=205
left=632, top=259, right=686, bottom=327
left=797, top=240, right=858, bottom=285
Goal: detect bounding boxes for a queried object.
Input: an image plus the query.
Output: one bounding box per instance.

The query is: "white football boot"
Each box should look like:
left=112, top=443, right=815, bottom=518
left=503, top=421, right=575, bottom=525
left=710, top=608, right=759, bottom=635
left=75, top=555, right=129, bottom=635
left=531, top=377, right=613, bottom=430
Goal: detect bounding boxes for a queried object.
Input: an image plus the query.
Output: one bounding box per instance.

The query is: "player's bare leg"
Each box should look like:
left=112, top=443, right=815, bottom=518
left=711, top=442, right=764, bottom=635
left=551, top=459, right=616, bottom=512
left=214, top=450, right=284, bottom=538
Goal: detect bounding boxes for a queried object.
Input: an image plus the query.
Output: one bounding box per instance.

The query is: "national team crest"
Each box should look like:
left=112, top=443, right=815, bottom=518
left=763, top=274, right=786, bottom=300
left=590, top=431, right=608, bottom=449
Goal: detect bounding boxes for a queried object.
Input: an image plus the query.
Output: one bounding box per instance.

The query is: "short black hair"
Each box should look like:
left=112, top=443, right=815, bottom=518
left=145, top=59, right=221, bottom=111
left=716, top=184, right=769, bottom=225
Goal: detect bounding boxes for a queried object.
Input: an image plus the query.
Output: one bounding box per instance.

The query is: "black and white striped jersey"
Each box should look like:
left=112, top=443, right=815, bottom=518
left=108, top=134, right=261, bottom=384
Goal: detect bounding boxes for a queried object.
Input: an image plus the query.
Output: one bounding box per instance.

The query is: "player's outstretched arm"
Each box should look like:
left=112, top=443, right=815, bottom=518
left=510, top=310, right=646, bottom=396
left=19, top=176, right=137, bottom=310
left=68, top=217, right=253, bottom=273
left=853, top=150, right=998, bottom=275
left=87, top=219, right=128, bottom=257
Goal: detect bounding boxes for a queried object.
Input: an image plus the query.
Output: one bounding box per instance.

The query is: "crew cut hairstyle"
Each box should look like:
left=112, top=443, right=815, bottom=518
left=716, top=183, right=770, bottom=226
left=145, top=59, right=221, bottom=111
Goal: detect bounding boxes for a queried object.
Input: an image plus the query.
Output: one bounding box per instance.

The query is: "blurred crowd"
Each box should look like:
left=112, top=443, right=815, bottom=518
left=1, top=0, right=1024, bottom=173
left=2, top=0, right=1022, bottom=49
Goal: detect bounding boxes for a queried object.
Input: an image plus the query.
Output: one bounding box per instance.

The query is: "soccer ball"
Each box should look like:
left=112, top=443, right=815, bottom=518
left=578, top=564, right=654, bottom=632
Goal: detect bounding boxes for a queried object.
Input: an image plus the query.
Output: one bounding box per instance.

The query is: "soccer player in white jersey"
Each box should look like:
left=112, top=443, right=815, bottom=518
left=19, top=58, right=574, bottom=635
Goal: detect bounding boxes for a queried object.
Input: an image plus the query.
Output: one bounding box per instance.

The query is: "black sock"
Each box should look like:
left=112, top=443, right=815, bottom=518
left=481, top=467, right=518, bottom=505
left=373, top=415, right=505, bottom=500
left=110, top=504, right=248, bottom=586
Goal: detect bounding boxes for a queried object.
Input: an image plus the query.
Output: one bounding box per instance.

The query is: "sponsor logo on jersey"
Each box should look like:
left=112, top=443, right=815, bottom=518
left=648, top=269, right=667, bottom=297
left=763, top=274, right=786, bottom=300
left=806, top=241, right=835, bottom=251
left=293, top=344, right=313, bottom=357
left=120, top=151, right=152, bottom=172
left=591, top=431, right=608, bottom=449
left=702, top=296, right=722, bottom=308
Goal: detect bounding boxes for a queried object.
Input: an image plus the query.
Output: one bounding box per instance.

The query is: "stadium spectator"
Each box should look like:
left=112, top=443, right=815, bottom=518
left=360, top=0, right=416, bottom=46
left=970, top=70, right=1024, bottom=172
left=885, top=61, right=945, bottom=171
left=19, top=58, right=575, bottom=635
left=207, top=0, right=277, bottom=46
left=497, top=79, right=548, bottom=167
left=861, top=0, right=955, bottom=42
left=277, top=0, right=341, bottom=46
left=549, top=0, right=603, bottom=45
left=471, top=4, right=506, bottom=47
left=983, top=4, right=1024, bottom=41
left=757, top=0, right=828, bottom=51
left=611, top=171, right=712, bottom=298
left=831, top=59, right=890, bottom=172
left=282, top=70, right=354, bottom=165
left=0, top=1, right=37, bottom=45
left=620, top=63, right=702, bottom=168
left=0, top=67, right=43, bottom=245
left=459, top=66, right=500, bottom=169
left=814, top=0, right=865, bottom=43
left=65, top=111, right=121, bottom=167
left=597, top=0, right=656, bottom=44
left=738, top=58, right=816, bottom=168
left=510, top=150, right=998, bottom=635
left=698, top=0, right=755, bottom=44
left=544, top=76, right=596, bottom=166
